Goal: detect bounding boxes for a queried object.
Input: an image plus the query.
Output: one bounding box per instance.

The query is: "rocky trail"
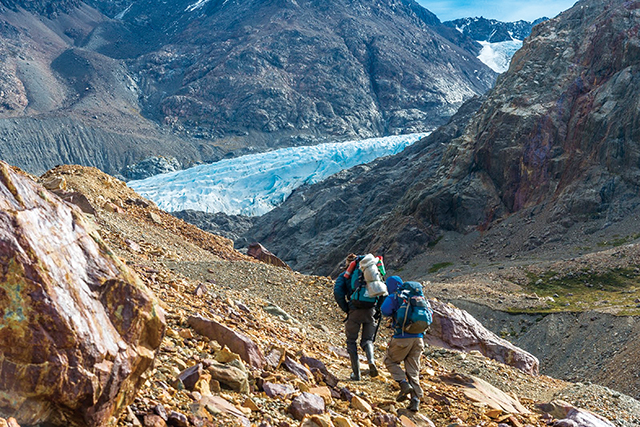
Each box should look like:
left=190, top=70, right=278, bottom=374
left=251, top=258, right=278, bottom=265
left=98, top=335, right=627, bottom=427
left=1, top=163, right=638, bottom=427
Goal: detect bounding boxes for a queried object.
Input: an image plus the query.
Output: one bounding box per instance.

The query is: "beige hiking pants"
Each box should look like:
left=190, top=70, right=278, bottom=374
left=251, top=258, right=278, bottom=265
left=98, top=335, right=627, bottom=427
left=383, top=337, right=424, bottom=398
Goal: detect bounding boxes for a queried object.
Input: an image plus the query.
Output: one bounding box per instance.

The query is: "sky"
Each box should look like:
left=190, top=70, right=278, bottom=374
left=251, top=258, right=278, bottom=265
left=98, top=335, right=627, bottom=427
left=417, top=0, right=577, bottom=22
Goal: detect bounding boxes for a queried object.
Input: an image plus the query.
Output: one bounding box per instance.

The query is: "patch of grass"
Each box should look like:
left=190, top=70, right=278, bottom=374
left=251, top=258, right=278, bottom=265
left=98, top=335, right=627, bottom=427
left=429, top=262, right=453, bottom=274
left=427, top=235, right=443, bottom=248
left=519, top=267, right=640, bottom=314
left=597, top=233, right=640, bottom=248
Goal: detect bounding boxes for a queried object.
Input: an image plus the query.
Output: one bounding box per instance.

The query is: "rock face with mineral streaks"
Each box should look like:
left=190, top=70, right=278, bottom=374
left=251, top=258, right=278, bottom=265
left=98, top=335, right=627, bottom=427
left=0, top=161, right=165, bottom=426
left=425, top=300, right=539, bottom=375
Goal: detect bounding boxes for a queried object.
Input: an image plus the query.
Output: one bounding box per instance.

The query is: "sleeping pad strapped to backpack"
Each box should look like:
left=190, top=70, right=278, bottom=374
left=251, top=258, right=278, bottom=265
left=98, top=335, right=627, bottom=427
left=348, top=256, right=378, bottom=309
left=395, top=281, right=433, bottom=334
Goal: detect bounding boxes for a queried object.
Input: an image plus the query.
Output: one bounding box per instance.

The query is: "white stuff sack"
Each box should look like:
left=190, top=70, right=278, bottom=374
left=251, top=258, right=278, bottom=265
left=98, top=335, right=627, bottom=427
left=359, top=254, right=388, bottom=297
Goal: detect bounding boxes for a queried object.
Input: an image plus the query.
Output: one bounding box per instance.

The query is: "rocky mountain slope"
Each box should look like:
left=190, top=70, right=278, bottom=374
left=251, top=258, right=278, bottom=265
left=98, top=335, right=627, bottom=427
left=242, top=0, right=640, bottom=277
left=3, top=161, right=640, bottom=426
left=0, top=0, right=495, bottom=177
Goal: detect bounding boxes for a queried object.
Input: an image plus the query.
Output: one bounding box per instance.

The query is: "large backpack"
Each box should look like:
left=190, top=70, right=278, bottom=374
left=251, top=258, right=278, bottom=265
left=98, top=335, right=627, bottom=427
left=394, top=281, right=432, bottom=335
left=348, top=257, right=378, bottom=309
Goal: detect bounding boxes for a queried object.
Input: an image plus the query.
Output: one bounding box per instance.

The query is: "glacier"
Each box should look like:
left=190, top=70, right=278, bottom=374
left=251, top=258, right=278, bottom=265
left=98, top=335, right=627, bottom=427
left=477, top=40, right=523, bottom=73
left=128, top=133, right=429, bottom=217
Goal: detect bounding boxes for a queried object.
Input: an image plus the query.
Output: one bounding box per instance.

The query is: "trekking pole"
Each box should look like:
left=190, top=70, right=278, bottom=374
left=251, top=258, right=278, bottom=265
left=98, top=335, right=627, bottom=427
left=372, top=307, right=382, bottom=342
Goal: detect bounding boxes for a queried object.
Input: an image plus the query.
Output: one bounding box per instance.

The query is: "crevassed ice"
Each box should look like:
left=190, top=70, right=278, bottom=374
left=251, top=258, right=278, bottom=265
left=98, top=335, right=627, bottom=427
left=477, top=40, right=523, bottom=73
left=129, top=133, right=429, bottom=217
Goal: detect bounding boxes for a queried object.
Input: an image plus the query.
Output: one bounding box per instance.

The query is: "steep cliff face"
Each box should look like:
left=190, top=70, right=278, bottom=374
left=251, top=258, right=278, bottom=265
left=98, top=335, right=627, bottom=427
left=0, top=0, right=495, bottom=176
left=447, top=0, right=640, bottom=220
left=244, top=0, right=640, bottom=275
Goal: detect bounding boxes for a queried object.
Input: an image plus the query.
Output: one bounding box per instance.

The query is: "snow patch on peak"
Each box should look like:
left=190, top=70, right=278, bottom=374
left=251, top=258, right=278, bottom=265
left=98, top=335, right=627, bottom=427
left=186, top=0, right=212, bottom=12
left=115, top=4, right=132, bottom=20
left=129, top=133, right=429, bottom=216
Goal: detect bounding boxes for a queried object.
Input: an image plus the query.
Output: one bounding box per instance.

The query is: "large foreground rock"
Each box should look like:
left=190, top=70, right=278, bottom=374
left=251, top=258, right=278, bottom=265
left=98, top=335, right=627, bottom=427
left=0, top=161, right=166, bottom=426
left=425, top=300, right=539, bottom=375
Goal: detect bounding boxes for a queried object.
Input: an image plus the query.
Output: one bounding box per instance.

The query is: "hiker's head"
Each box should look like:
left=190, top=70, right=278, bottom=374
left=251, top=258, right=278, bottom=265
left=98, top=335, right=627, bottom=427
left=386, top=276, right=403, bottom=293
left=343, top=253, right=357, bottom=269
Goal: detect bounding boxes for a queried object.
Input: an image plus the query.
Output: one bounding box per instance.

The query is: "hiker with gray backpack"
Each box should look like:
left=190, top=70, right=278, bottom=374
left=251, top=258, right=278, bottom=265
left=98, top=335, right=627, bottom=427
left=333, top=253, right=388, bottom=381
left=380, top=276, right=433, bottom=412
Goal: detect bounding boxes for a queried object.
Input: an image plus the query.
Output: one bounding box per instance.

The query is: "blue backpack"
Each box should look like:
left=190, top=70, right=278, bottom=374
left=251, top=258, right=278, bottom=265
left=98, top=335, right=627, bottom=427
left=395, top=281, right=432, bottom=335
left=349, top=266, right=377, bottom=309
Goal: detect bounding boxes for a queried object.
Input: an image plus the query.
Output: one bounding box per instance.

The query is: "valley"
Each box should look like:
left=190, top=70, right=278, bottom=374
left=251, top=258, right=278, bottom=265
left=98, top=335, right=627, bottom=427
left=2, top=0, right=640, bottom=426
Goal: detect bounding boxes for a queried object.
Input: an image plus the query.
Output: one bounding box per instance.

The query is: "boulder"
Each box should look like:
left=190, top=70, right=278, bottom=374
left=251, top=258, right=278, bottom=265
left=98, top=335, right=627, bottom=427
left=283, top=356, right=313, bottom=382
left=265, top=347, right=286, bottom=370
left=350, top=395, right=372, bottom=413
left=289, top=392, right=325, bottom=421
left=300, top=355, right=339, bottom=387
left=440, top=373, right=529, bottom=414
left=332, top=416, right=358, bottom=427
left=262, top=382, right=296, bottom=399
left=188, top=315, right=265, bottom=369
left=50, top=190, right=96, bottom=215
left=205, top=361, right=250, bottom=393
left=263, top=304, right=297, bottom=322
left=167, top=411, right=189, bottom=427
left=301, top=414, right=335, bottom=427
left=200, top=395, right=249, bottom=424
left=247, top=243, right=292, bottom=270
left=536, top=400, right=615, bottom=427
left=175, top=364, right=204, bottom=391
left=0, top=161, right=166, bottom=426
left=143, top=414, right=167, bottom=427
left=424, top=300, right=539, bottom=375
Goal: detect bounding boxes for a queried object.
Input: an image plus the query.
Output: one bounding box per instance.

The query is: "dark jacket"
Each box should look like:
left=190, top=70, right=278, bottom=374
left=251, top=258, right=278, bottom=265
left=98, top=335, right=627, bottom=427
left=334, top=271, right=380, bottom=313
left=333, top=272, right=351, bottom=313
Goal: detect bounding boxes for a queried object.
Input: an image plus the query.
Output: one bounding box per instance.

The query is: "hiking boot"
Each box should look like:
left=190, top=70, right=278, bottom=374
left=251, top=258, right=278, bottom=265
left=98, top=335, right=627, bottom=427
left=396, top=380, right=413, bottom=402
left=363, top=343, right=378, bottom=377
left=408, top=396, right=420, bottom=412
left=349, top=352, right=361, bottom=381
left=368, top=362, right=378, bottom=378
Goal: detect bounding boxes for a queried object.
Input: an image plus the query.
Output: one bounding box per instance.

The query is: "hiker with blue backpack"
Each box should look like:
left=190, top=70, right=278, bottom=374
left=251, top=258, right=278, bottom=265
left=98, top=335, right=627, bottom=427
left=333, top=253, right=388, bottom=381
left=380, top=276, right=433, bottom=412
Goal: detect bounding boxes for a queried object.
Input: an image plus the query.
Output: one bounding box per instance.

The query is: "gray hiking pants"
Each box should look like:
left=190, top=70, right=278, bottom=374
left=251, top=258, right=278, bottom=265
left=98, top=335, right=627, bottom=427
left=384, top=337, right=424, bottom=398
left=345, top=308, right=376, bottom=356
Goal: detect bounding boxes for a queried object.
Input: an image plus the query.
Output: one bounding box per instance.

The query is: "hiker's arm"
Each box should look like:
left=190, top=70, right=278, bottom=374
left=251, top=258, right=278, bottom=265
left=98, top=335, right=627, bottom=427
left=380, top=294, right=395, bottom=317
left=333, top=274, right=350, bottom=313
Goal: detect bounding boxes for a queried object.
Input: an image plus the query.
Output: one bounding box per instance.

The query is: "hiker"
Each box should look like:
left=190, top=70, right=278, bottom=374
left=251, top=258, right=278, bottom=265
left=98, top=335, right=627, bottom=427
left=333, top=253, right=385, bottom=381
left=380, top=276, right=432, bottom=412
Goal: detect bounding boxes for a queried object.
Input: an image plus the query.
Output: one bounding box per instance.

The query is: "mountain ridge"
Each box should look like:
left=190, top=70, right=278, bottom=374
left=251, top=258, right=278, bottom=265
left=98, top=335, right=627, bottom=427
left=0, top=0, right=496, bottom=177
left=444, top=16, right=547, bottom=43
